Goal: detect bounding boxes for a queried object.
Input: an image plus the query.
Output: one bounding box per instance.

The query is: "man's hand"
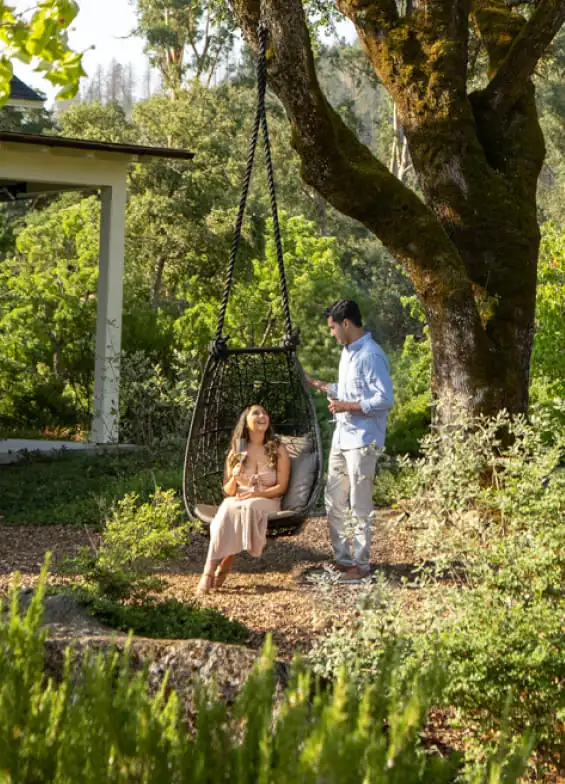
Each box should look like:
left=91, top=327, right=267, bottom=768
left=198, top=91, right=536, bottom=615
left=304, top=373, right=328, bottom=393
left=329, top=400, right=362, bottom=414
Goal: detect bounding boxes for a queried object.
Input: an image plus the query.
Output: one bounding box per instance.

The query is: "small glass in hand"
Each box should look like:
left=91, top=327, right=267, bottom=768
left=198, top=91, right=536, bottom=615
left=327, top=392, right=338, bottom=424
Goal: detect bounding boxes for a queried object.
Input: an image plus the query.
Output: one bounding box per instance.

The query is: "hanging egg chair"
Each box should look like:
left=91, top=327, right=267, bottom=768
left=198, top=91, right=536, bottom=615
left=183, top=22, right=323, bottom=536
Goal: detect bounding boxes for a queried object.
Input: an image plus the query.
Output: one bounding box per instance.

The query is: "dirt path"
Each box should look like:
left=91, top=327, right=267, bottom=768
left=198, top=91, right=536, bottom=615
left=0, top=511, right=416, bottom=659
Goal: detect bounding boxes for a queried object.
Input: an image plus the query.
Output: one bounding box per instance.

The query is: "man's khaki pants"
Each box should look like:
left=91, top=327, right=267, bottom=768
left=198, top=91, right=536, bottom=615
left=325, top=445, right=378, bottom=570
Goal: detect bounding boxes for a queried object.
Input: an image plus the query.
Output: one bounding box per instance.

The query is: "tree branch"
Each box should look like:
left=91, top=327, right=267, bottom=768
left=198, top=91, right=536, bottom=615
left=230, top=0, right=476, bottom=304
left=338, top=0, right=471, bottom=124
left=481, top=0, right=565, bottom=112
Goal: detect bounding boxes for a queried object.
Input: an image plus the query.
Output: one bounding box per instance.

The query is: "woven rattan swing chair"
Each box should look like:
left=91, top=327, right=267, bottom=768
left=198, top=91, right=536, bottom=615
left=183, top=23, right=323, bottom=536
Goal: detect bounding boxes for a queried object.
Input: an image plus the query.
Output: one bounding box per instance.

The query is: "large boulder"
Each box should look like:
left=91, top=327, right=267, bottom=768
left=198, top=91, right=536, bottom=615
left=19, top=591, right=290, bottom=726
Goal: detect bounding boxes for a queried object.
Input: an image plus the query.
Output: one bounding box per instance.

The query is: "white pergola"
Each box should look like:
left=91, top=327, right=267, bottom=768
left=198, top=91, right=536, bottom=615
left=0, top=129, right=194, bottom=444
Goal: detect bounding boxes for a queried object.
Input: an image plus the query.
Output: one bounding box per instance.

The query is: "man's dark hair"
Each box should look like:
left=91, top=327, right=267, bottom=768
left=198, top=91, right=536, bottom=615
left=324, top=299, right=363, bottom=327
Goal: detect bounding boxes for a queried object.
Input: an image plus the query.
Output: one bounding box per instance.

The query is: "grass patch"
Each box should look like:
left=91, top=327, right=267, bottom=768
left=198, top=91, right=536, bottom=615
left=78, top=591, right=249, bottom=644
left=0, top=449, right=182, bottom=526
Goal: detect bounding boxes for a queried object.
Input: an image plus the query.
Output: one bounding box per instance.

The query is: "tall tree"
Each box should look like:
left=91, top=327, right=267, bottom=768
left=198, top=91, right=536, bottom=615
left=230, top=0, right=565, bottom=419
left=132, top=0, right=236, bottom=91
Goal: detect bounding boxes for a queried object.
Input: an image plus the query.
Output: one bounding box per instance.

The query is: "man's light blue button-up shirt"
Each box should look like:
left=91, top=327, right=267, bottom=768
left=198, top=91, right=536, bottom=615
left=327, top=332, right=394, bottom=451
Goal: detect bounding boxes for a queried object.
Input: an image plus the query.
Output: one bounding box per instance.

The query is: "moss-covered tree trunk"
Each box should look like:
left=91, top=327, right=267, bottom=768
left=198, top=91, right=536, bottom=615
left=230, top=0, right=565, bottom=420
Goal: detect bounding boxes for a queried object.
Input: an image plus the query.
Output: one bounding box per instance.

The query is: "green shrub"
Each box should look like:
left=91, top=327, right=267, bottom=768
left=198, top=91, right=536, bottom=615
left=531, top=223, right=565, bottom=398
left=70, top=488, right=194, bottom=601
left=417, top=586, right=565, bottom=767
left=309, top=577, right=410, bottom=687
left=78, top=593, right=249, bottom=644
left=393, top=404, right=565, bottom=566
left=0, top=567, right=531, bottom=783
left=119, top=349, right=199, bottom=448
left=385, top=328, right=432, bottom=456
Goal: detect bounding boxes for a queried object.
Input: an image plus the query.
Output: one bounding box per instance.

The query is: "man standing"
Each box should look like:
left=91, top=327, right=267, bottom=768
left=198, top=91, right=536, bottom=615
left=306, top=300, right=394, bottom=581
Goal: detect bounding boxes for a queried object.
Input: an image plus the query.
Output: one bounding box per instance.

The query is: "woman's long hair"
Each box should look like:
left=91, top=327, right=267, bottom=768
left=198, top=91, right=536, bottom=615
left=227, top=405, right=280, bottom=470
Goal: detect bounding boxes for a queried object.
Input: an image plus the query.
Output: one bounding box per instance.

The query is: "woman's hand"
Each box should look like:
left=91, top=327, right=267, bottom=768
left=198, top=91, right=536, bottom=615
left=237, top=490, right=263, bottom=500
left=231, top=453, right=247, bottom=478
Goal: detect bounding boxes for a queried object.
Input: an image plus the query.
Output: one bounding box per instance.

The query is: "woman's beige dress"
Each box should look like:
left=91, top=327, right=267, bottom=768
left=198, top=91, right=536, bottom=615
left=207, top=461, right=280, bottom=560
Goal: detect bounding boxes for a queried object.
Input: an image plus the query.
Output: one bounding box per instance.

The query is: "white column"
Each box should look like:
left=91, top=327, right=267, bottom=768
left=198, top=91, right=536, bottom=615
left=90, top=182, right=127, bottom=444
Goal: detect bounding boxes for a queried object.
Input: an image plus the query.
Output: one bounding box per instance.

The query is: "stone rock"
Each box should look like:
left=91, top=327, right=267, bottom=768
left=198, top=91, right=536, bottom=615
left=18, top=592, right=290, bottom=727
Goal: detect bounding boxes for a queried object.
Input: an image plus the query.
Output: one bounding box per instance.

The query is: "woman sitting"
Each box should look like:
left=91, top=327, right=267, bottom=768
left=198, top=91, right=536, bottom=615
left=197, top=404, right=290, bottom=594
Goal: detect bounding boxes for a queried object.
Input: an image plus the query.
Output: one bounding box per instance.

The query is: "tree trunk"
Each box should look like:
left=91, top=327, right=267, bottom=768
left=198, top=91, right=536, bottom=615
left=230, top=0, right=565, bottom=421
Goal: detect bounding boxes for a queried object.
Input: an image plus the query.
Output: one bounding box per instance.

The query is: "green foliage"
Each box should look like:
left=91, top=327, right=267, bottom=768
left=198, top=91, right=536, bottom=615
left=310, top=577, right=410, bottom=687
left=420, top=587, right=565, bottom=767
left=0, top=568, right=531, bottom=783
left=132, top=0, right=235, bottom=90
left=119, top=350, right=198, bottom=448
left=530, top=223, right=565, bottom=400
left=80, top=593, right=249, bottom=644
left=0, top=0, right=85, bottom=104
left=0, top=195, right=100, bottom=429
left=58, top=100, right=136, bottom=142
left=175, top=213, right=369, bottom=373
left=395, top=404, right=565, bottom=565
left=69, top=487, right=192, bottom=600
left=314, top=406, right=565, bottom=773
left=385, top=333, right=432, bottom=456
left=0, top=450, right=182, bottom=526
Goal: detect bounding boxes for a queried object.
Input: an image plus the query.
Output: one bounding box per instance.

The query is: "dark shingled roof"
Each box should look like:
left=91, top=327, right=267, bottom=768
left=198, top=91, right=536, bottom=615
left=0, top=130, right=195, bottom=161
left=9, top=75, right=43, bottom=103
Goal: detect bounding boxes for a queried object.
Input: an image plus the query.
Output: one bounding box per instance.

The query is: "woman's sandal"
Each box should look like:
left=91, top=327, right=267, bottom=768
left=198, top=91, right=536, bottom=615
left=214, top=558, right=233, bottom=589
left=196, top=572, right=215, bottom=595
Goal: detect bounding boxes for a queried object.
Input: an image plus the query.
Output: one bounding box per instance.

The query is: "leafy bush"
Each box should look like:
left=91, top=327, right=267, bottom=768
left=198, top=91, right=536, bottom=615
left=385, top=301, right=432, bottom=456
left=416, top=586, right=565, bottom=767
left=119, top=349, right=199, bottom=448
left=0, top=567, right=531, bottom=783
left=309, top=577, right=410, bottom=687
left=71, top=488, right=193, bottom=601
left=393, top=404, right=565, bottom=566
left=531, top=223, right=565, bottom=398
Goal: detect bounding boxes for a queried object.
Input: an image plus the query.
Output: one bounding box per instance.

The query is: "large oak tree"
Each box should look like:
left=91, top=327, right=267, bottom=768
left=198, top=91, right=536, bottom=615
left=230, top=0, right=565, bottom=419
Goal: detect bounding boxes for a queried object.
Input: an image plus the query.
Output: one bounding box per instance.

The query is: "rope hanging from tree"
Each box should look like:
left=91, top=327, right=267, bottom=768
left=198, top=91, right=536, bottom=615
left=214, top=20, right=295, bottom=352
